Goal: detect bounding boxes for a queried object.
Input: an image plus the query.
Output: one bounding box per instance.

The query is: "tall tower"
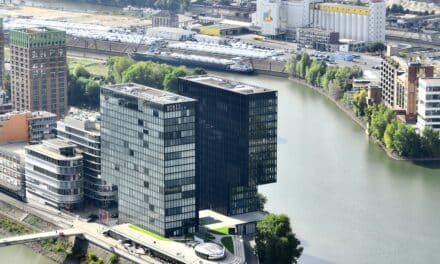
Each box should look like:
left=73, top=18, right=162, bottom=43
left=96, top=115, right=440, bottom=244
left=10, top=27, right=67, bottom=118
left=178, top=75, right=278, bottom=216
left=100, top=83, right=198, bottom=237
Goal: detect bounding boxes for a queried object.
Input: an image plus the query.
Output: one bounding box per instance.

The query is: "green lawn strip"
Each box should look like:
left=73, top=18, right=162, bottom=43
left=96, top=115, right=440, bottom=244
left=128, top=224, right=169, bottom=241
left=220, top=236, right=234, bottom=254
left=208, top=226, right=229, bottom=236
left=67, top=57, right=108, bottom=77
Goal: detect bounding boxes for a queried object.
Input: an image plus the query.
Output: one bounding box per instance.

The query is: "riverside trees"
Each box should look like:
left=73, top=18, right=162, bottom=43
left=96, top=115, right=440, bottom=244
left=256, top=214, right=303, bottom=264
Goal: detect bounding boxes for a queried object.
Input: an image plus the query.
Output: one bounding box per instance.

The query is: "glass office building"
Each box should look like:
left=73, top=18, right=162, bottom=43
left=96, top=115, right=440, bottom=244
left=100, top=83, right=198, bottom=237
left=178, top=75, right=277, bottom=216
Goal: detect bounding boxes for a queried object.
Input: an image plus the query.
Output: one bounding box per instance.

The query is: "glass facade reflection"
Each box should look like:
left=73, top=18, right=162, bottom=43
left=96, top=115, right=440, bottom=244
left=178, top=75, right=277, bottom=216
left=100, top=83, right=198, bottom=237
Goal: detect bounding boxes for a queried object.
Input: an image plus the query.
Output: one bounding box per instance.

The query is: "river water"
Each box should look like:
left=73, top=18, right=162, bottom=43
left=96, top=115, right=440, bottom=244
left=3, top=1, right=440, bottom=262
left=2, top=75, right=440, bottom=264
left=224, top=73, right=440, bottom=264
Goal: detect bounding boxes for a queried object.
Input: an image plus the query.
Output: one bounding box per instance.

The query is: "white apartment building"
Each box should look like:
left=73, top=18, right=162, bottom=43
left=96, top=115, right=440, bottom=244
left=418, top=78, right=440, bottom=131
left=311, top=0, right=386, bottom=42
left=25, top=138, right=83, bottom=210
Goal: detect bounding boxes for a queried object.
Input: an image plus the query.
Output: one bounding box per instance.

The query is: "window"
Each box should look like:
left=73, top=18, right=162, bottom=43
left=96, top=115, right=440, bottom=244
left=149, top=204, right=155, bottom=212
left=138, top=119, right=144, bottom=126
left=144, top=181, right=149, bottom=188
left=129, top=149, right=134, bottom=156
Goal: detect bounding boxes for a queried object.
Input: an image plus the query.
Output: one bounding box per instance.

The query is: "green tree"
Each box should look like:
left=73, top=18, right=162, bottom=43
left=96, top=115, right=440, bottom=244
left=192, top=67, right=207, bottom=75
left=320, top=66, right=337, bottom=90
left=285, top=54, right=302, bottom=77
left=352, top=90, right=368, bottom=116
left=328, top=79, right=344, bottom=100
left=256, top=214, right=303, bottom=264
left=420, top=127, right=440, bottom=157
left=3, top=71, right=11, bottom=100
left=392, top=123, right=421, bottom=157
left=367, top=104, right=395, bottom=140
left=163, top=66, right=188, bottom=93
left=383, top=119, right=398, bottom=149
left=108, top=56, right=135, bottom=83
left=73, top=65, right=91, bottom=78
left=85, top=80, right=101, bottom=107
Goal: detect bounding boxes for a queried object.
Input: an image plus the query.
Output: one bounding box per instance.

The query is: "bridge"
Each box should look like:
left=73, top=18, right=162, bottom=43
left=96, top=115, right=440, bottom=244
left=0, top=228, right=83, bottom=247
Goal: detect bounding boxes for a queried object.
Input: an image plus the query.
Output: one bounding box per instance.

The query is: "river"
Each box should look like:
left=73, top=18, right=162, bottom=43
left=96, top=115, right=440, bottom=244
left=224, top=73, right=440, bottom=264
left=0, top=245, right=55, bottom=264
left=2, top=74, right=440, bottom=263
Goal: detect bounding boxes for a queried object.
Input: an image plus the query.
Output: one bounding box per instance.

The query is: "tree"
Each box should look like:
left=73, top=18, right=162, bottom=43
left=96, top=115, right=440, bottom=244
left=320, top=66, right=337, bottom=90
left=85, top=80, right=100, bottom=107
left=328, top=79, right=343, bottom=100
left=367, top=42, right=386, bottom=53
left=420, top=127, right=440, bottom=157
left=108, top=56, right=135, bottom=83
left=256, top=214, right=303, bottom=264
left=192, top=67, right=207, bottom=75
left=392, top=123, right=421, bottom=157
left=352, top=90, right=368, bottom=116
left=163, top=66, right=188, bottom=93
left=73, top=65, right=91, bottom=78
left=367, top=104, right=395, bottom=140
left=3, top=71, right=11, bottom=100
left=383, top=119, right=398, bottom=149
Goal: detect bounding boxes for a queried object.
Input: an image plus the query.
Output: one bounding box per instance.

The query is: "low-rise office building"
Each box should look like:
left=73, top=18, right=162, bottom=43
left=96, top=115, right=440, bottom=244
left=29, top=111, right=57, bottom=143
left=417, top=78, right=440, bottom=131
left=25, top=139, right=83, bottom=210
left=0, top=143, right=26, bottom=201
left=57, top=108, right=117, bottom=209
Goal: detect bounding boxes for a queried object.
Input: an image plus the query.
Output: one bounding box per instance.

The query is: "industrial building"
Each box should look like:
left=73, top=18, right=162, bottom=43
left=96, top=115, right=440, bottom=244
left=25, top=139, right=84, bottom=210
left=0, top=143, right=26, bottom=201
left=196, top=24, right=247, bottom=36
left=100, top=83, right=198, bottom=237
left=10, top=27, right=67, bottom=118
left=57, top=108, right=117, bottom=209
left=311, top=0, right=386, bottom=42
left=297, top=27, right=339, bottom=51
left=417, top=78, right=440, bottom=131
left=152, top=10, right=179, bottom=28
left=178, top=75, right=277, bottom=216
left=254, top=0, right=317, bottom=37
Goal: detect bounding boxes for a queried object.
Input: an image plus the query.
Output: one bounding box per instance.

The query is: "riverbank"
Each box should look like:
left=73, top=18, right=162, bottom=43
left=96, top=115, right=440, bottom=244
left=286, top=76, right=440, bottom=162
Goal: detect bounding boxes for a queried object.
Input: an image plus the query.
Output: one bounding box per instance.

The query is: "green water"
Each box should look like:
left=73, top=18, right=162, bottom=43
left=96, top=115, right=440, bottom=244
left=0, top=245, right=55, bottom=264
left=226, top=73, right=440, bottom=264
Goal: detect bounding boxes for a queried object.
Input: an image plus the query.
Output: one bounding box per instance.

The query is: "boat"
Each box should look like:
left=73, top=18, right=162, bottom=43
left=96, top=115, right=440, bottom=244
left=129, top=51, right=254, bottom=74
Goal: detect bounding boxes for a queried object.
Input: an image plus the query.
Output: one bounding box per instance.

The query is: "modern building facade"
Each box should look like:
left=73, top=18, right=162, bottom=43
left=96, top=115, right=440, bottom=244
left=25, top=139, right=83, bottom=210
left=10, top=27, right=67, bottom=118
left=101, top=83, right=198, bottom=237
left=417, top=78, right=440, bottom=130
left=311, top=0, right=386, bottom=42
left=57, top=108, right=117, bottom=209
left=29, top=111, right=57, bottom=142
left=380, top=56, right=433, bottom=121
left=0, top=143, right=26, bottom=201
left=178, top=75, right=277, bottom=216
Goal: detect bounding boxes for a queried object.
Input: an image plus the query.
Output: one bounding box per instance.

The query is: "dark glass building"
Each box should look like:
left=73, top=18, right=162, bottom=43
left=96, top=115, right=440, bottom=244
left=100, top=83, right=198, bottom=237
left=178, top=75, right=277, bottom=216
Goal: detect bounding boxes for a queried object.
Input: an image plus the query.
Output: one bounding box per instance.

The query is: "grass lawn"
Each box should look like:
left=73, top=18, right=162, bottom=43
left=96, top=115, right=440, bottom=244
left=221, top=236, right=234, bottom=254
left=128, top=224, right=169, bottom=241
left=208, top=226, right=229, bottom=236
left=68, top=57, right=108, bottom=77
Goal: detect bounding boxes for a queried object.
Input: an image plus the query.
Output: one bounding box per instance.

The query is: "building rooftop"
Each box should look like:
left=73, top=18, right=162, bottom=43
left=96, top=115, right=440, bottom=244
left=0, top=142, right=28, bottom=159
left=199, top=209, right=266, bottom=230
left=60, top=108, right=100, bottom=134
left=25, top=138, right=81, bottom=161
left=102, top=83, right=196, bottom=105
left=181, top=75, right=274, bottom=95
left=11, top=27, right=64, bottom=34
left=420, top=78, right=440, bottom=86
left=31, top=111, right=57, bottom=119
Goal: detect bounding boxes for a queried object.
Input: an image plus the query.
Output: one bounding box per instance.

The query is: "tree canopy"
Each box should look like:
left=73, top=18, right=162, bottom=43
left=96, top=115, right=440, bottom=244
left=256, top=214, right=303, bottom=264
